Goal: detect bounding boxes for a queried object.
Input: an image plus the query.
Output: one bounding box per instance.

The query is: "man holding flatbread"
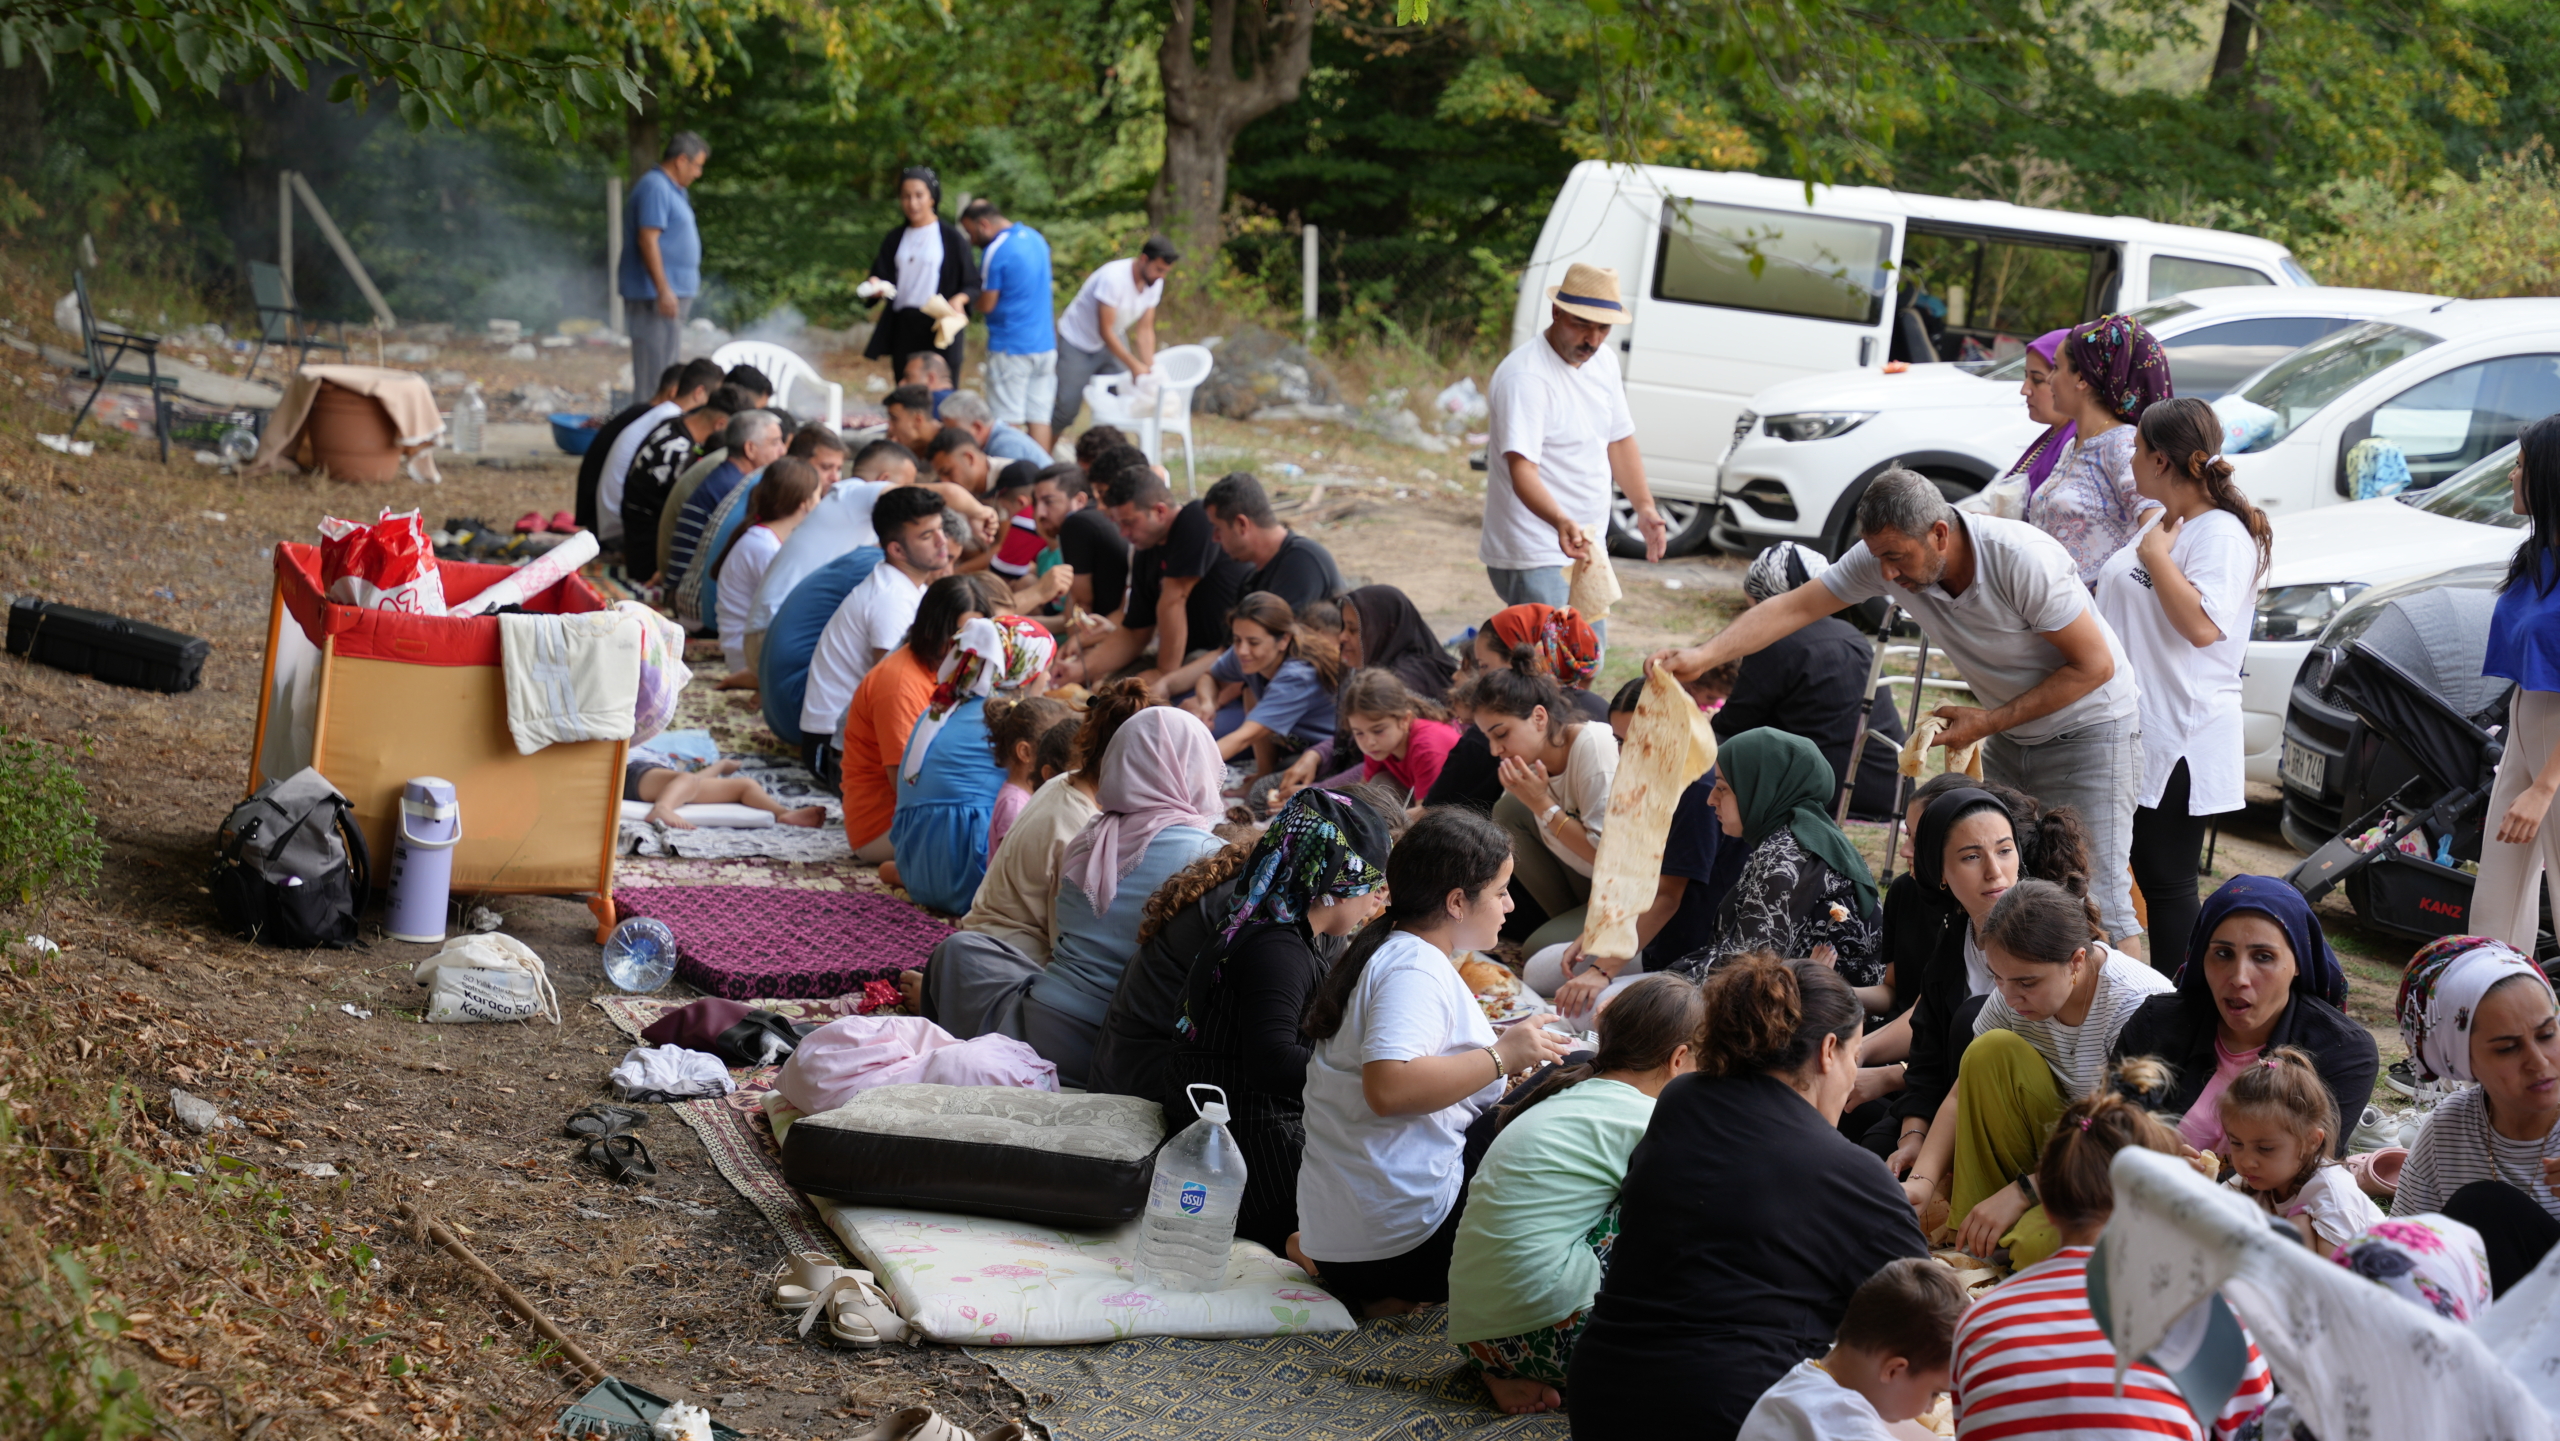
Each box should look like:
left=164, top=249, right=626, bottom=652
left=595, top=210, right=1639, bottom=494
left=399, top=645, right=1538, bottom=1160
left=1481, top=262, right=1670, bottom=647
left=1650, top=468, right=2147, bottom=951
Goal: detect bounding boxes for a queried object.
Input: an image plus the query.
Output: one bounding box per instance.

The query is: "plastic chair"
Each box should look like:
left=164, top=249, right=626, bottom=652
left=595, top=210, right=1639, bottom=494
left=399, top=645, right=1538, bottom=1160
left=711, top=339, right=844, bottom=433
left=1082, top=344, right=1214, bottom=493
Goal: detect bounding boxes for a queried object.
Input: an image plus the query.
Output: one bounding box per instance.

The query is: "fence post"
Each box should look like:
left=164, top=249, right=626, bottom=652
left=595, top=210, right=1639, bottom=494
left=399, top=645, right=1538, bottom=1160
left=1301, top=223, right=1318, bottom=343
left=279, top=171, right=294, bottom=306
left=607, top=176, right=624, bottom=337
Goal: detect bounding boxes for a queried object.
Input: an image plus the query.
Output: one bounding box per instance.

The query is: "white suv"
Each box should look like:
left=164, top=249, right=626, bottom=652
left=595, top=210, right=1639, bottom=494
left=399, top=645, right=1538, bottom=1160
left=1700, top=286, right=2441, bottom=558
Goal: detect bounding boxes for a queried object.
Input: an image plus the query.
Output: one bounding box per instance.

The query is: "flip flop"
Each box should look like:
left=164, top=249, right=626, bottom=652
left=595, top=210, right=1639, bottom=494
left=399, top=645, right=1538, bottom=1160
left=564, top=1104, right=651, bottom=1140
left=580, top=1131, right=658, bottom=1184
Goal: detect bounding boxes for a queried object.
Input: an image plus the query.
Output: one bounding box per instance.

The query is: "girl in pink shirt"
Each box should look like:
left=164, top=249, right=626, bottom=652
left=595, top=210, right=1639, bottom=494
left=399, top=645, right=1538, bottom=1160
left=1342, top=670, right=1462, bottom=806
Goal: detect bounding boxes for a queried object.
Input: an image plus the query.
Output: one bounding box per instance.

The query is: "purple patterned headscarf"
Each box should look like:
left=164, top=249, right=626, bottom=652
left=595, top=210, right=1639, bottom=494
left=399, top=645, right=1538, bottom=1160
left=2063, top=314, right=2175, bottom=424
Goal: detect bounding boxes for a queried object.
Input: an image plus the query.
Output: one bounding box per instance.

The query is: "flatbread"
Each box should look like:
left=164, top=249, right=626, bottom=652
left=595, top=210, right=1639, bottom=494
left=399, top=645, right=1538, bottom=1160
left=1897, top=714, right=1983, bottom=780
left=1578, top=664, right=1716, bottom=960
left=1568, top=523, right=1621, bottom=621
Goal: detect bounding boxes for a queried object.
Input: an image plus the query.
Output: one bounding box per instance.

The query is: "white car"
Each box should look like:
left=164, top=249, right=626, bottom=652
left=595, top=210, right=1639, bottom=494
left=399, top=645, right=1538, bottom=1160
left=1704, top=286, right=2440, bottom=558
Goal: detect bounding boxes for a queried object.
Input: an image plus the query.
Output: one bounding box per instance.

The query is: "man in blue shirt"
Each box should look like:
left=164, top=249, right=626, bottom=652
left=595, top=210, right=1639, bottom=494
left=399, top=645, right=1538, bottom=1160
left=937, top=388, right=1050, bottom=465
left=958, top=199, right=1057, bottom=450
left=620, top=132, right=709, bottom=415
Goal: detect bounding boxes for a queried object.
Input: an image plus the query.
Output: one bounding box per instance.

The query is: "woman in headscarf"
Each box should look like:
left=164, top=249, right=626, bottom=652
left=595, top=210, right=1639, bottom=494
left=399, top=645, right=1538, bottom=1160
left=2388, top=936, right=2560, bottom=1294
left=861, top=166, right=980, bottom=387
left=1711, top=543, right=1906, bottom=820
left=1422, top=603, right=1606, bottom=819
left=1159, top=789, right=1393, bottom=1252
left=2004, top=327, right=2078, bottom=499
left=1260, top=584, right=1463, bottom=810
left=2109, top=874, right=2376, bottom=1157
left=2029, top=313, right=2173, bottom=586
left=1669, top=727, right=1880, bottom=986
left=888, top=615, right=1056, bottom=914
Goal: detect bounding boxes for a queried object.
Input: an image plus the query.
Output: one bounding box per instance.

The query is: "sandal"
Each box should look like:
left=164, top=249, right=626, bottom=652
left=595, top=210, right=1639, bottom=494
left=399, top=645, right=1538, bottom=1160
left=796, top=1269, right=907, bottom=1347
left=580, top=1131, right=658, bottom=1184
left=849, top=1410, right=974, bottom=1441
left=564, top=1104, right=651, bottom=1140
left=769, top=1251, right=853, bottom=1312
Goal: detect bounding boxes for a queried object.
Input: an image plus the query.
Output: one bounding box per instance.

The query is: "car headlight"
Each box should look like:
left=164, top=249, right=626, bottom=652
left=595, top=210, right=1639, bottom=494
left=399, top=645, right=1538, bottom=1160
left=2252, top=583, right=2367, bottom=643
left=1762, top=411, right=1875, bottom=443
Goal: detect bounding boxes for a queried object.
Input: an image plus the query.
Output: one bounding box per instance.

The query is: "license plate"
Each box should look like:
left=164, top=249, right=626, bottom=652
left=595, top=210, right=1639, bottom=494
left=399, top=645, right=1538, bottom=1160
left=2282, top=738, right=2327, bottom=794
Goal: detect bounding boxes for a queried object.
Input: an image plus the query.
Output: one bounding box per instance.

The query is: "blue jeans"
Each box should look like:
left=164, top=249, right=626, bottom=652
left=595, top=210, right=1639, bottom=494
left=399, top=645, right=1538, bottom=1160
left=1984, top=715, right=2142, bottom=941
left=1486, top=565, right=1607, bottom=655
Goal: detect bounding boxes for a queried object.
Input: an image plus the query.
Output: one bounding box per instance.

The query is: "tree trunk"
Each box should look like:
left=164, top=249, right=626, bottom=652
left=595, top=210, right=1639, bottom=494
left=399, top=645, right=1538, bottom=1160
left=1148, top=0, right=1317, bottom=265
left=217, top=69, right=393, bottom=312
left=2208, top=1, right=2256, bottom=92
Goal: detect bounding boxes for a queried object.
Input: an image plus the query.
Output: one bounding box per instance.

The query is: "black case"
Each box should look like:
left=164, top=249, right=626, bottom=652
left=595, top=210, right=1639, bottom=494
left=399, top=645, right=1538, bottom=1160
left=7, top=596, right=210, bottom=693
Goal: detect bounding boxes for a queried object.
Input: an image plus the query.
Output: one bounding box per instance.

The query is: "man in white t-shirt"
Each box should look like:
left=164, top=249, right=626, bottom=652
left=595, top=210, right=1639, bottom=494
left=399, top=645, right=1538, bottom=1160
left=1051, top=236, right=1179, bottom=435
left=1652, top=468, right=2150, bottom=947
left=1481, top=262, right=1668, bottom=644
left=797, top=484, right=953, bottom=739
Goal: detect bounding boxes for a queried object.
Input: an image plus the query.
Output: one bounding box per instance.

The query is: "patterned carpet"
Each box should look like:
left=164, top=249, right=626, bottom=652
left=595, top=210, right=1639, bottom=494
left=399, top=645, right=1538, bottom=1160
left=969, top=1311, right=1572, bottom=1441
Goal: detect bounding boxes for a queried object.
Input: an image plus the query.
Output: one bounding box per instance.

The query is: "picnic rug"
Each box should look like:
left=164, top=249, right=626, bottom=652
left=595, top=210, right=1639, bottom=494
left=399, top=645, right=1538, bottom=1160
left=966, top=1311, right=1572, bottom=1441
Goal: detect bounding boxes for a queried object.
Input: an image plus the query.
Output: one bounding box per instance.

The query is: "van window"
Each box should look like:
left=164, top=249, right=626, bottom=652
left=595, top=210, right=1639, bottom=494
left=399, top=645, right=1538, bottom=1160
left=2151, top=255, right=2275, bottom=295
left=2160, top=316, right=2357, bottom=398
left=1898, top=228, right=2109, bottom=363
left=1652, top=200, right=1891, bottom=326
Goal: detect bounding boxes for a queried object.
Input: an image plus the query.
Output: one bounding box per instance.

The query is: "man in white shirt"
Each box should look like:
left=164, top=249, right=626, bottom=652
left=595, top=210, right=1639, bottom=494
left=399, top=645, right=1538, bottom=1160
left=1482, top=262, right=1668, bottom=642
left=598, top=357, right=721, bottom=546
left=1651, top=468, right=2148, bottom=947
left=1051, top=236, right=1179, bottom=435
left=799, top=484, right=954, bottom=740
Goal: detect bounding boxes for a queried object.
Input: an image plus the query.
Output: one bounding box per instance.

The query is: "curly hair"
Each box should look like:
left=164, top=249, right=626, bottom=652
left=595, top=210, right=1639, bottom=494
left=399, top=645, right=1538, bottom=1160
left=1135, top=841, right=1256, bottom=947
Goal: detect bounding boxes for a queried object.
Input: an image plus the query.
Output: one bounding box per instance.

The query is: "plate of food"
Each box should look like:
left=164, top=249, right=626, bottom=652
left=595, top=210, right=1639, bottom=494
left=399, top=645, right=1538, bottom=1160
left=1455, top=953, right=1541, bottom=1024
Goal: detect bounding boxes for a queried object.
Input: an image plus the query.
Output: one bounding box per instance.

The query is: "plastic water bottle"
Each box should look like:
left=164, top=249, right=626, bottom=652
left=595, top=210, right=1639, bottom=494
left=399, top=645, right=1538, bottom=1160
left=452, top=383, right=486, bottom=454
left=1136, top=1084, right=1248, bottom=1292
left=601, top=917, right=678, bottom=993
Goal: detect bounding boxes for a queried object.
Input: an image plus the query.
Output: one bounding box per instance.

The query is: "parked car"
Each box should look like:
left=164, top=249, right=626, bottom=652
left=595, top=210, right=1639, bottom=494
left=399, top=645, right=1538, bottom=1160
left=1509, top=161, right=2314, bottom=555
left=1705, top=286, right=2435, bottom=558
left=2258, top=443, right=2525, bottom=798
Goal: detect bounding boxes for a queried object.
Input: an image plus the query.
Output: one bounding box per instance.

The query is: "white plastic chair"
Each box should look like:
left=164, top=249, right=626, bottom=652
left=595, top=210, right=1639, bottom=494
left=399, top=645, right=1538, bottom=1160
left=711, top=339, right=844, bottom=433
left=1082, top=344, right=1214, bottom=493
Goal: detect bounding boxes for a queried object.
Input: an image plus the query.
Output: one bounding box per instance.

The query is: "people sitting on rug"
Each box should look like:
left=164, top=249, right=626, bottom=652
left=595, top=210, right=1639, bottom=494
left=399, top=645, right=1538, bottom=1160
left=948, top=680, right=1155, bottom=964
left=1338, top=670, right=1461, bottom=811
left=1669, top=727, right=1881, bottom=987
left=712, top=455, right=825, bottom=684
left=666, top=407, right=787, bottom=592
left=890, top=616, right=1059, bottom=914
left=1156, top=591, right=1341, bottom=790
left=840, top=574, right=1005, bottom=865
left=1474, top=663, right=1618, bottom=955
left=802, top=485, right=955, bottom=744
left=1448, top=974, right=1703, bottom=1416
left=2216, top=1045, right=2383, bottom=1259
left=986, top=694, right=1076, bottom=857
left=2388, top=936, right=2560, bottom=1295
left=2109, top=873, right=2376, bottom=1160
left=1565, top=954, right=1926, bottom=1441
left=1714, top=542, right=1908, bottom=821
left=1260, top=584, right=1464, bottom=810
left=1946, top=1071, right=2274, bottom=1441
left=913, top=706, right=1227, bottom=1086
left=747, top=439, right=928, bottom=651
left=1422, top=603, right=1605, bottom=818
left=619, top=387, right=742, bottom=582
left=1290, top=807, right=1573, bottom=1318
left=1733, top=1258, right=1968, bottom=1441
left=1898, top=878, right=2171, bottom=1269
left=1522, top=677, right=1742, bottom=1025
left=624, top=749, right=826, bottom=830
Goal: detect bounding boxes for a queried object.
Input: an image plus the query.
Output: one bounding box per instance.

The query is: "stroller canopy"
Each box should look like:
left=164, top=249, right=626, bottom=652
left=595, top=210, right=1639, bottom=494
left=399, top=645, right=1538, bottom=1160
left=2355, top=586, right=2510, bottom=722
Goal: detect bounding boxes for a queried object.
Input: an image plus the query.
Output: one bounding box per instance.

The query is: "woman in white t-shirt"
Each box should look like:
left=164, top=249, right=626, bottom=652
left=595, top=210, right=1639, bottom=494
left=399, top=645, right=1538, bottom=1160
left=1899, top=878, right=2171, bottom=1269
left=1292, top=808, right=1572, bottom=1318
left=1474, top=662, right=1619, bottom=955
left=2092, top=396, right=2272, bottom=970
left=712, top=456, right=824, bottom=682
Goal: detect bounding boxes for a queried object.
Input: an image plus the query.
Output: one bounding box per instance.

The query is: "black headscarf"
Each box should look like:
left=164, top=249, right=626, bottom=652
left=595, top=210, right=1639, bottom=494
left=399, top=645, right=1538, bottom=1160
left=1346, top=585, right=1457, bottom=704
left=1912, top=787, right=2009, bottom=892
left=899, top=166, right=941, bottom=211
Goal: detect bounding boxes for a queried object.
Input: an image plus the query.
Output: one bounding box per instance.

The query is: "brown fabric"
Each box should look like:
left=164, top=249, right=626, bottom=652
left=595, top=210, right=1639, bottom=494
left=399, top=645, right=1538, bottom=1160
left=249, top=365, right=444, bottom=482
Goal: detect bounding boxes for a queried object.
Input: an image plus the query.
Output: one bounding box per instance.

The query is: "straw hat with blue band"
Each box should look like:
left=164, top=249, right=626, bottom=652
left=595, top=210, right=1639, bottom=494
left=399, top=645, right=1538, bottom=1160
left=1546, top=263, right=1628, bottom=326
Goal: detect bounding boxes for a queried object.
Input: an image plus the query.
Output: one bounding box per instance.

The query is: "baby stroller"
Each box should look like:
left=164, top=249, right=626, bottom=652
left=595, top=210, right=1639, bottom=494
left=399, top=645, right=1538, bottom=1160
left=2284, top=590, right=2516, bottom=944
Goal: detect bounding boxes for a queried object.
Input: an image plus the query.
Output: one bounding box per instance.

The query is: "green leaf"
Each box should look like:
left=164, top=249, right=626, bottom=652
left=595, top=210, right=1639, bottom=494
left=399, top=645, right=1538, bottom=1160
left=122, top=62, right=159, bottom=118
left=327, top=70, right=359, bottom=102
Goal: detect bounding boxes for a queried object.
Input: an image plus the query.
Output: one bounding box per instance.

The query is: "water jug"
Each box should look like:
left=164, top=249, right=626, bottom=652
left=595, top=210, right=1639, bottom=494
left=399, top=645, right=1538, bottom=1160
left=602, top=917, right=679, bottom=993
left=384, top=776, right=460, bottom=943
left=1134, top=1083, right=1247, bottom=1293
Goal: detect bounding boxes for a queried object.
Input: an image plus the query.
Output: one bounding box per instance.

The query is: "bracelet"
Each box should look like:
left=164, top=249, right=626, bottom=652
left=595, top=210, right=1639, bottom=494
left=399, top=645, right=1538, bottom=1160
left=1485, top=1046, right=1505, bottom=1082
left=1540, top=803, right=1563, bottom=829
left=1899, top=1126, right=1928, bottom=1141
left=1910, top=1174, right=1939, bottom=1191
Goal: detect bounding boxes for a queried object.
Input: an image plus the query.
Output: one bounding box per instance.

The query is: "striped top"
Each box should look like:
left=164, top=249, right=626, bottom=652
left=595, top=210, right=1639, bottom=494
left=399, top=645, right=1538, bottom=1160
left=1951, top=1246, right=2271, bottom=1441
left=2391, top=1083, right=2560, bottom=1220
left=1974, top=945, right=2172, bottom=1100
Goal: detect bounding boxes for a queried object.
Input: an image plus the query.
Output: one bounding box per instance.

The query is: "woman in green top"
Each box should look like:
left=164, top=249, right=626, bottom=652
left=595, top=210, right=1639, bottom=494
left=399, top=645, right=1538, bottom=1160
left=1447, top=975, right=1705, bottom=1415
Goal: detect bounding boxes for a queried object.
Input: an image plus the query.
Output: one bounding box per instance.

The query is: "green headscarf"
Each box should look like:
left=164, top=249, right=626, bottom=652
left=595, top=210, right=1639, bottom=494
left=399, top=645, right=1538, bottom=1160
left=1720, top=727, right=1880, bottom=921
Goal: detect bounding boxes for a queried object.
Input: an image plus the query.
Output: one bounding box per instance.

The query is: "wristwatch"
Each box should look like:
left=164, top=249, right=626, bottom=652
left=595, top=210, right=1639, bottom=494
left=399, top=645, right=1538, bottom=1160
left=2016, top=1171, right=2040, bottom=1208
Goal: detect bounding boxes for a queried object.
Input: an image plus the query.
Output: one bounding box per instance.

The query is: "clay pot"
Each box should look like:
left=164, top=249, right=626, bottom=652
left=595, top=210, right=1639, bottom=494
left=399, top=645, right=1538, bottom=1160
left=306, top=381, right=402, bottom=482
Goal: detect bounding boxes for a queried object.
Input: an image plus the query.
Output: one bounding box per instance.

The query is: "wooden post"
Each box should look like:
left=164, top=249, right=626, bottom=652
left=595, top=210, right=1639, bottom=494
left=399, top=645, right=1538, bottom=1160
left=288, top=171, right=395, bottom=328
left=279, top=171, right=295, bottom=306
left=1301, top=223, right=1319, bottom=343
left=606, top=175, right=624, bottom=337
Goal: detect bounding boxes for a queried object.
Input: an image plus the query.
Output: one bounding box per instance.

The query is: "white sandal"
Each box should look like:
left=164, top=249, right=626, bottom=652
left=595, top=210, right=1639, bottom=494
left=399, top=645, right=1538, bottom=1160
left=850, top=1407, right=975, bottom=1441
left=796, top=1269, right=907, bottom=1347
left=770, top=1251, right=853, bottom=1312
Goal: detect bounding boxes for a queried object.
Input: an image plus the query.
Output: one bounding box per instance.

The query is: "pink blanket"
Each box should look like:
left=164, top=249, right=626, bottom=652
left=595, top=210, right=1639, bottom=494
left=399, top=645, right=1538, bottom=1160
left=777, top=1015, right=1056, bottom=1114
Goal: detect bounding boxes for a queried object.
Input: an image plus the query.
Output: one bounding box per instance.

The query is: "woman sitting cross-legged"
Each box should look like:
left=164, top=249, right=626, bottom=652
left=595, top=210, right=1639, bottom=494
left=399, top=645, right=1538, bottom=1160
left=888, top=615, right=1057, bottom=915
left=1157, top=590, right=1342, bottom=784
left=1900, top=877, right=2172, bottom=1268
left=2389, top=935, right=2560, bottom=1295
left=1667, top=726, right=1881, bottom=987
left=912, top=706, right=1227, bottom=1087
left=949, top=679, right=1156, bottom=964
left=1476, top=664, right=1619, bottom=955
left=1292, top=807, right=1573, bottom=1319
left=1447, top=974, right=1704, bottom=1416
left=1565, top=953, right=1927, bottom=1441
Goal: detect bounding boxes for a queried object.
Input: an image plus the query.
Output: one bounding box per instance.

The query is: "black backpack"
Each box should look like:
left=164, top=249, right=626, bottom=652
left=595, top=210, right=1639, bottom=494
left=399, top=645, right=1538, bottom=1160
left=210, top=768, right=372, bottom=949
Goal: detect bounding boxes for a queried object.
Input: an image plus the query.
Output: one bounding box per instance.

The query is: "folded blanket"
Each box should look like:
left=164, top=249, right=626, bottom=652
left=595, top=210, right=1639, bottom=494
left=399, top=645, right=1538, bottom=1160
left=498, top=610, right=642, bottom=754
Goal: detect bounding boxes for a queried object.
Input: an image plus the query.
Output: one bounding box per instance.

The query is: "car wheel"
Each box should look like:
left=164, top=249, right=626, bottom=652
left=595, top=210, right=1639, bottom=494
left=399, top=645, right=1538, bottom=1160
left=1827, top=472, right=1981, bottom=559
left=1608, top=493, right=1716, bottom=559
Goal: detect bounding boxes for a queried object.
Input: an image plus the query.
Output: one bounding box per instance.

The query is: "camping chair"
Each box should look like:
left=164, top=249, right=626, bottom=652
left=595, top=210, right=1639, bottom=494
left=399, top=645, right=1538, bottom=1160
left=245, top=260, right=348, bottom=379
left=69, top=270, right=178, bottom=462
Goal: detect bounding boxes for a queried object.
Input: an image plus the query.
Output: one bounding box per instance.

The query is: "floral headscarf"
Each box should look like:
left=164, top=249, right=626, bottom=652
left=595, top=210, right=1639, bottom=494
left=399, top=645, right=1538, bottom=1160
left=2331, top=1217, right=2493, bottom=1326
left=2396, top=934, right=2550, bottom=1083
left=1216, top=789, right=1390, bottom=946
left=2007, top=327, right=2080, bottom=495
left=902, top=616, right=1055, bottom=783
left=2062, top=314, right=2174, bottom=424
left=1486, top=604, right=1599, bottom=690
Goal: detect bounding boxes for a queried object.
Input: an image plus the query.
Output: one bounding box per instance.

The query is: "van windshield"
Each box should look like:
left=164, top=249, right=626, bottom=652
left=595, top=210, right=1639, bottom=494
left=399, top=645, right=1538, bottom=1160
left=1978, top=297, right=2195, bottom=381
left=2226, top=321, right=2440, bottom=449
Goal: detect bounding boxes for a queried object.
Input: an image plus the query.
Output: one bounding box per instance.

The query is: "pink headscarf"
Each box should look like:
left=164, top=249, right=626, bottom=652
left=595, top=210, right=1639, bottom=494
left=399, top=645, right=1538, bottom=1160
left=1060, top=707, right=1225, bottom=913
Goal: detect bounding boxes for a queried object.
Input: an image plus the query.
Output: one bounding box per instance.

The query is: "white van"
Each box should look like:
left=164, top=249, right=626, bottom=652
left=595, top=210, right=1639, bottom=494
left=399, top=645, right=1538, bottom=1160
left=1510, top=162, right=2311, bottom=552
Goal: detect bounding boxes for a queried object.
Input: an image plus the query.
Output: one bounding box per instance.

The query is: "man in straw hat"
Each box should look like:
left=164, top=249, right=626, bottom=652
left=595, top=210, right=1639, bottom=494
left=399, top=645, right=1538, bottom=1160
left=1481, top=261, right=1668, bottom=635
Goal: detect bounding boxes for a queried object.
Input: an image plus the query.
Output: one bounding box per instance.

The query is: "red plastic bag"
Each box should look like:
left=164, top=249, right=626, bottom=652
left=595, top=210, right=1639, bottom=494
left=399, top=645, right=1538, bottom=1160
left=317, top=509, right=448, bottom=615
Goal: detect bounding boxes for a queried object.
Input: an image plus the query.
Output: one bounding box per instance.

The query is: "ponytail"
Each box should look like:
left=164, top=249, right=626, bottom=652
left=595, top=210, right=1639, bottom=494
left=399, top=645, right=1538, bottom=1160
left=1485, top=973, right=1706, bottom=1137
left=2037, top=1064, right=2185, bottom=1229
left=2138, top=396, right=2271, bottom=578
left=1302, top=807, right=1511, bottom=1043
